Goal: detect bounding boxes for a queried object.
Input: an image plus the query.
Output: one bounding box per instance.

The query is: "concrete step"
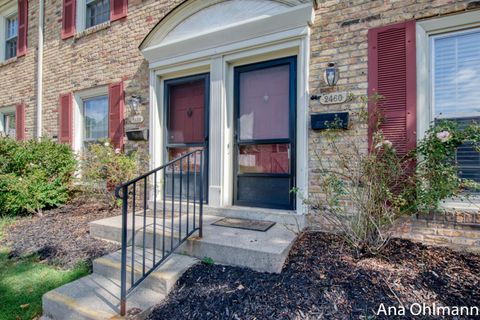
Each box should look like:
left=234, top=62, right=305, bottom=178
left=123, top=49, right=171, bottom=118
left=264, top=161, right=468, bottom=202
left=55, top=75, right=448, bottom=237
left=42, top=273, right=163, bottom=320
left=90, top=213, right=199, bottom=249
left=148, top=200, right=305, bottom=227
left=91, top=214, right=297, bottom=273
left=184, top=215, right=297, bottom=273
left=93, top=250, right=197, bottom=294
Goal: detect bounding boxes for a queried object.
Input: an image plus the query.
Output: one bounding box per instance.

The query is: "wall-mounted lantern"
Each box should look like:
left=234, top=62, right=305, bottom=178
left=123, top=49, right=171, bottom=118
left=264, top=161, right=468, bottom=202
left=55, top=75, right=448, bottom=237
left=324, top=62, right=339, bottom=86
left=127, top=95, right=142, bottom=115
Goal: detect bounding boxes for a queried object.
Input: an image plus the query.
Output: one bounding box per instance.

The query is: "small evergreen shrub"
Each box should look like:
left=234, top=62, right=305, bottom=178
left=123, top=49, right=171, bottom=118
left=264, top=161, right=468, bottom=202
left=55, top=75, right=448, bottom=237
left=0, top=138, right=77, bottom=216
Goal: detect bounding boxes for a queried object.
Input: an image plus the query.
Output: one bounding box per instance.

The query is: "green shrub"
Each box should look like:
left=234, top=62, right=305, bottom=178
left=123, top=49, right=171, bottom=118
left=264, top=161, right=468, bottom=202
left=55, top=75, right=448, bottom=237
left=80, top=140, right=148, bottom=207
left=0, top=138, right=76, bottom=216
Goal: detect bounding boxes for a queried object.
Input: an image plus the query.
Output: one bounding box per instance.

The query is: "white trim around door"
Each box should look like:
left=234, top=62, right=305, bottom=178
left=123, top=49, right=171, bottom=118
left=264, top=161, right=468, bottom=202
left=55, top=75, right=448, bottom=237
left=145, top=1, right=314, bottom=216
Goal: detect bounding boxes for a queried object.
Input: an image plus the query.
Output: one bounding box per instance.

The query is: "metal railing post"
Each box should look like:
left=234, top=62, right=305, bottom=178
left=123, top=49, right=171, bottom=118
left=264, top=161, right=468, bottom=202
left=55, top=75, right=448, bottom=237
left=118, top=185, right=128, bottom=316
left=199, top=149, right=204, bottom=238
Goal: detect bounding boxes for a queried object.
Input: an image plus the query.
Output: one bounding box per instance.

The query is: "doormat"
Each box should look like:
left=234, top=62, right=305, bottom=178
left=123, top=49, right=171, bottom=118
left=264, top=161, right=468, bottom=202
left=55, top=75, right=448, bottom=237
left=212, top=218, right=276, bottom=232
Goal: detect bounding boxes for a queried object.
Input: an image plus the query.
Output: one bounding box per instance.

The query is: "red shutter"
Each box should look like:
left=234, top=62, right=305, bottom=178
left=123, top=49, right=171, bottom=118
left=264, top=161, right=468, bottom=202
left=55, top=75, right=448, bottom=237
left=17, top=0, right=28, bottom=57
left=110, top=0, right=127, bottom=21
left=368, top=20, right=416, bottom=156
left=15, top=103, right=26, bottom=141
left=108, top=82, right=125, bottom=150
left=58, top=93, right=73, bottom=145
left=61, top=0, right=76, bottom=39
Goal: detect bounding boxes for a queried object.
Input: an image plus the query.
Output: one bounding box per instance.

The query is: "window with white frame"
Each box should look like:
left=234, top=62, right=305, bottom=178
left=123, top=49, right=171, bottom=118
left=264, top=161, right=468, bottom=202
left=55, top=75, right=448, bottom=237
left=83, top=95, right=108, bottom=146
left=0, top=2, right=17, bottom=62
left=0, top=107, right=15, bottom=138
left=5, top=13, right=17, bottom=59
left=76, top=0, right=110, bottom=32
left=431, top=28, right=480, bottom=183
left=85, top=0, right=110, bottom=29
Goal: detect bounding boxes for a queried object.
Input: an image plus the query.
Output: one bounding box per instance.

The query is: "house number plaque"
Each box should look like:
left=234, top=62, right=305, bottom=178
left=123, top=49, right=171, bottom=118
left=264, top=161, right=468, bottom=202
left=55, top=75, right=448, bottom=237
left=319, top=92, right=349, bottom=105
left=129, top=115, right=144, bottom=124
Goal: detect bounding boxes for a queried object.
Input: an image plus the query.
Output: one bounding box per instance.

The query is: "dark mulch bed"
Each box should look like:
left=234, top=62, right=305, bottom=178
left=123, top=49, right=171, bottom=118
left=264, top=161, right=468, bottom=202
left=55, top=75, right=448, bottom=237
left=147, top=232, right=480, bottom=320
left=0, top=199, right=120, bottom=268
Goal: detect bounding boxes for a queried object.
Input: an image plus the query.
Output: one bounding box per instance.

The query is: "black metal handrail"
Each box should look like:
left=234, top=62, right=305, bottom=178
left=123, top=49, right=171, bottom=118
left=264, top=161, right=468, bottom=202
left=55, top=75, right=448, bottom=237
left=115, top=148, right=205, bottom=316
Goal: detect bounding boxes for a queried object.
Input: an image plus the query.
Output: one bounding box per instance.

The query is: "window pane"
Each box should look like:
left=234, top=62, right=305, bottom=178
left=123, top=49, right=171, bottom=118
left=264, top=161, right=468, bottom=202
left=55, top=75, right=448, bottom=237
left=239, top=65, right=290, bottom=140
left=238, top=144, right=290, bottom=174
left=84, top=96, right=108, bottom=142
left=433, top=30, right=480, bottom=185
left=167, top=147, right=203, bottom=172
left=86, top=0, right=110, bottom=28
left=433, top=30, right=480, bottom=118
left=5, top=15, right=17, bottom=59
left=455, top=117, right=480, bottom=185
left=6, top=15, right=17, bottom=39
left=2, top=112, right=15, bottom=138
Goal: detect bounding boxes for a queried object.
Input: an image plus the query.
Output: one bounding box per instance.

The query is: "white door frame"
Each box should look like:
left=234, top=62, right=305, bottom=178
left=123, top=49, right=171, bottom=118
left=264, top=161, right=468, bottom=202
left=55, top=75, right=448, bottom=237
left=146, top=4, right=313, bottom=215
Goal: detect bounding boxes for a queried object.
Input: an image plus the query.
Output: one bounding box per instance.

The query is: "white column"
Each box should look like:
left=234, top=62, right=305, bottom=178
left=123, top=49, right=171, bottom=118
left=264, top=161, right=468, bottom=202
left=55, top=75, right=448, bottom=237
left=296, top=31, right=310, bottom=215
left=208, top=56, right=225, bottom=206
left=149, top=70, right=162, bottom=169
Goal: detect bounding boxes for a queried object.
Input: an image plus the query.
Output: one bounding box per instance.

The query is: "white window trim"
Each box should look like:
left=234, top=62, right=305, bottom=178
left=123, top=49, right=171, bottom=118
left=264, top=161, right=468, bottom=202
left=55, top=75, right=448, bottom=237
left=416, top=11, right=480, bottom=141
left=76, top=0, right=110, bottom=34
left=73, top=86, right=109, bottom=154
left=416, top=11, right=480, bottom=204
left=0, top=1, right=17, bottom=62
left=0, top=105, right=15, bottom=136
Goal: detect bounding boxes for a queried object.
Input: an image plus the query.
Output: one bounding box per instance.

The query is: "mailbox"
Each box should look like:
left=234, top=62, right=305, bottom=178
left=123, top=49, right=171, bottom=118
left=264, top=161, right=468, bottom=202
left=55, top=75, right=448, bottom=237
left=311, top=112, right=349, bottom=130
left=126, top=128, right=149, bottom=141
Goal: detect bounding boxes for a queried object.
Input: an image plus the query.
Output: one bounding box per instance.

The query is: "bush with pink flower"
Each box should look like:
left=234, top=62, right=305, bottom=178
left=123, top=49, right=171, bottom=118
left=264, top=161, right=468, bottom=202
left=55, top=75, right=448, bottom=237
left=302, top=93, right=480, bottom=256
left=414, top=119, right=480, bottom=211
left=80, top=139, right=148, bottom=206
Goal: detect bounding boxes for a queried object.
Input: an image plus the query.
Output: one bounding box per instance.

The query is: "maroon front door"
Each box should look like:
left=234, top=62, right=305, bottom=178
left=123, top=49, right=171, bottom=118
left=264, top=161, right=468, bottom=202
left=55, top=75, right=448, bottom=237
left=165, top=74, right=209, bottom=200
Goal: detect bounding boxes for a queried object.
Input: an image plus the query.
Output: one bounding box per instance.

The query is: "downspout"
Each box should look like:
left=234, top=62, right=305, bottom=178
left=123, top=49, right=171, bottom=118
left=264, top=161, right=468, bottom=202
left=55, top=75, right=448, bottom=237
left=36, top=0, right=44, bottom=139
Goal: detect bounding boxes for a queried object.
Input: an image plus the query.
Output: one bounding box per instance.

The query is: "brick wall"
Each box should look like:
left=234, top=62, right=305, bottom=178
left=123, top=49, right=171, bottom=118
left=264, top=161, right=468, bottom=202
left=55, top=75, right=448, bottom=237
left=393, top=214, right=480, bottom=252
left=41, top=0, right=184, bottom=150
left=0, top=0, right=39, bottom=139
left=307, top=0, right=480, bottom=229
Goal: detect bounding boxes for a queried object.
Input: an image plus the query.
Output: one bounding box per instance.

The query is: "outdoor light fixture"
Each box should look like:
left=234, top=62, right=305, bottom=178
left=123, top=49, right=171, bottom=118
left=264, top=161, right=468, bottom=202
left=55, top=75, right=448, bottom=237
left=324, top=62, right=339, bottom=86
left=127, top=95, right=142, bottom=114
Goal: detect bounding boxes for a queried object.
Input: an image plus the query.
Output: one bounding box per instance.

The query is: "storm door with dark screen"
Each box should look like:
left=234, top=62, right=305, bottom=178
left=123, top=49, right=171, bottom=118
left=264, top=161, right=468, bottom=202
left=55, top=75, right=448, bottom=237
left=165, top=74, right=209, bottom=201
left=234, top=57, right=296, bottom=210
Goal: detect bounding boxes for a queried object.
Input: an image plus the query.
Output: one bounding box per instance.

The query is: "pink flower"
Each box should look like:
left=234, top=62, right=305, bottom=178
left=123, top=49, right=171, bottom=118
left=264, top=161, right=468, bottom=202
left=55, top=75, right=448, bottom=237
left=115, top=148, right=121, bottom=154
left=375, top=140, right=393, bottom=149
left=436, top=131, right=451, bottom=142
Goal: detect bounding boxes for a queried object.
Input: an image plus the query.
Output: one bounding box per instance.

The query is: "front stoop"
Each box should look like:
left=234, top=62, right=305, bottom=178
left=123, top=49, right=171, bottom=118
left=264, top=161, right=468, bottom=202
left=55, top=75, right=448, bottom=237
left=90, top=214, right=298, bottom=272
left=184, top=215, right=297, bottom=273
left=42, top=214, right=298, bottom=319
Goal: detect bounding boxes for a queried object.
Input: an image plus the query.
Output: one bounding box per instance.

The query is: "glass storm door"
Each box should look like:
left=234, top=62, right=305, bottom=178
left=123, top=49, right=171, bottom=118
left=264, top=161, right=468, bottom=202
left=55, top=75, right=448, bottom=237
left=165, top=74, right=209, bottom=201
left=234, top=57, right=296, bottom=210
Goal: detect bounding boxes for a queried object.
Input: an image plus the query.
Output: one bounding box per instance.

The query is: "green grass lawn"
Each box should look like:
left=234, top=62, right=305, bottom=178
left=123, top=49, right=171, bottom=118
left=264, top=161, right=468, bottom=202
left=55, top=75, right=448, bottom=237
left=0, top=217, right=89, bottom=320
